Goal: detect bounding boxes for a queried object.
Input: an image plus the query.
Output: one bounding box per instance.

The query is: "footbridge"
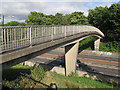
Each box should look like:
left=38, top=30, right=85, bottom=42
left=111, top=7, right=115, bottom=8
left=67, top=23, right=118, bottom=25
left=0, top=25, right=104, bottom=76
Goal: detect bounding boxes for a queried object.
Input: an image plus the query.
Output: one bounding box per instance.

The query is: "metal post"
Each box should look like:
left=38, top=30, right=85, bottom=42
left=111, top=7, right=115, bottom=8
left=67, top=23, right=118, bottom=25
left=51, top=26, right=53, bottom=41
left=14, top=28, right=16, bottom=48
left=2, top=15, right=4, bottom=26
left=65, top=26, right=66, bottom=37
left=30, top=26, right=32, bottom=46
left=73, top=25, right=74, bottom=35
left=4, top=28, right=6, bottom=49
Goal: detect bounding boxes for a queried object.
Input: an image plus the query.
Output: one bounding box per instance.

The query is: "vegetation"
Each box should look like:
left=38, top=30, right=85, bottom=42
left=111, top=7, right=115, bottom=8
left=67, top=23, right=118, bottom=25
left=79, top=37, right=95, bottom=51
left=3, top=64, right=115, bottom=89
left=31, top=66, right=45, bottom=81
left=46, top=72, right=112, bottom=88
left=99, top=41, right=120, bottom=52
left=25, top=11, right=88, bottom=25
left=88, top=3, right=120, bottom=42
left=78, top=37, right=120, bottom=52
left=4, top=21, right=26, bottom=26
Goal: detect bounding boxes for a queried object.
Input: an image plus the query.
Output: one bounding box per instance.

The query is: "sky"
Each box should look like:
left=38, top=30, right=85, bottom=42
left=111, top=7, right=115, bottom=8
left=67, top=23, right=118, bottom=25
left=0, top=0, right=119, bottom=24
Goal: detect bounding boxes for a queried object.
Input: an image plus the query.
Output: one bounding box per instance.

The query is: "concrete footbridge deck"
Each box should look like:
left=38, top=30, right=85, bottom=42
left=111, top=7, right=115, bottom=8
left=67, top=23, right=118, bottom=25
left=0, top=25, right=104, bottom=76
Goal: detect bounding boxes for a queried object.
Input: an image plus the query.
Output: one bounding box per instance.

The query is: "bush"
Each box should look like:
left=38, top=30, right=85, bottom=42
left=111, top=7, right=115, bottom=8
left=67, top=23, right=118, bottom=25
left=2, top=79, right=21, bottom=88
left=31, top=66, right=45, bottom=81
left=99, top=41, right=120, bottom=52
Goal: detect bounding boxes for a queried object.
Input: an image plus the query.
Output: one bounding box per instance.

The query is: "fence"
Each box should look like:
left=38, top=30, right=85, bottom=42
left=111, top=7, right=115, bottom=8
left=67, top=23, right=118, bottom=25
left=0, top=25, right=103, bottom=52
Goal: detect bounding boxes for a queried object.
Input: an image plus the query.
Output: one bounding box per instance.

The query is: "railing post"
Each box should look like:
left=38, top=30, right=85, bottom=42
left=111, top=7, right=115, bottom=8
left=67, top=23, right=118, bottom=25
left=73, top=25, right=74, bottom=35
left=30, top=26, right=32, bottom=46
left=51, top=26, right=53, bottom=41
left=65, top=26, right=66, bottom=37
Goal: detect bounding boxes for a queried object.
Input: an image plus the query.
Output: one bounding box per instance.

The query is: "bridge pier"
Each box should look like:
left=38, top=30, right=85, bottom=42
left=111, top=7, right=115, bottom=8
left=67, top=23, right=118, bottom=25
left=65, top=42, right=79, bottom=76
left=94, top=38, right=100, bottom=51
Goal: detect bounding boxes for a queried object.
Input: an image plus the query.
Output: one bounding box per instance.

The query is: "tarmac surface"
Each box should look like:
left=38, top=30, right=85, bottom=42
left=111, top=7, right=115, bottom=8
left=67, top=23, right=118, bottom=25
left=27, top=48, right=120, bottom=77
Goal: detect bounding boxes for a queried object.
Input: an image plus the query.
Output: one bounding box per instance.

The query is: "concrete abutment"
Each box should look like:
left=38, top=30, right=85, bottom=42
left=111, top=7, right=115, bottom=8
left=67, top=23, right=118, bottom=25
left=94, top=38, right=100, bottom=51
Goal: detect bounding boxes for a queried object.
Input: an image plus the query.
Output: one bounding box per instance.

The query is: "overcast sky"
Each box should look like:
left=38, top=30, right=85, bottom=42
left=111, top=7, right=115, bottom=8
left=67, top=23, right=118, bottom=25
left=1, top=0, right=119, bottom=24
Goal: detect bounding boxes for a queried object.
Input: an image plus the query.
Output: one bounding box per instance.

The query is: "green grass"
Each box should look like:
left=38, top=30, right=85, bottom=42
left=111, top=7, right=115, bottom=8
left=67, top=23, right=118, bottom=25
left=2, top=64, right=118, bottom=89
left=47, top=72, right=112, bottom=88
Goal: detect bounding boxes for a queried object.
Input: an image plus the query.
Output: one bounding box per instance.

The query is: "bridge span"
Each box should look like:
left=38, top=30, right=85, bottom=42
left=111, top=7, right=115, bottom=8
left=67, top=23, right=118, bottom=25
left=0, top=25, right=104, bottom=76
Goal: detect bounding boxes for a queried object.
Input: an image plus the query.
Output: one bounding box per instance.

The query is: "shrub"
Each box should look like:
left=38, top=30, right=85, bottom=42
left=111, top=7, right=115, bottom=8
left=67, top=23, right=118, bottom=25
left=31, top=66, right=45, bottom=81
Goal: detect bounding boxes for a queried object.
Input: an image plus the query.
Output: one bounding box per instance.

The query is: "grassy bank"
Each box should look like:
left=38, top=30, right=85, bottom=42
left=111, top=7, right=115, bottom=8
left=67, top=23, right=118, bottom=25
left=2, top=64, right=116, bottom=89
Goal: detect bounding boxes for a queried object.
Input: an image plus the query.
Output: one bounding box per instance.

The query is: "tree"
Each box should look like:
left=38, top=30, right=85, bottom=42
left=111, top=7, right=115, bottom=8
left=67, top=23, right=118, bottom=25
left=53, top=13, right=64, bottom=25
left=88, top=4, right=120, bottom=41
left=4, top=21, right=26, bottom=26
left=107, top=4, right=120, bottom=41
left=25, top=11, right=45, bottom=25
left=25, top=11, right=53, bottom=25
left=63, top=14, right=71, bottom=25
left=5, top=21, right=20, bottom=26
left=69, top=12, right=89, bottom=25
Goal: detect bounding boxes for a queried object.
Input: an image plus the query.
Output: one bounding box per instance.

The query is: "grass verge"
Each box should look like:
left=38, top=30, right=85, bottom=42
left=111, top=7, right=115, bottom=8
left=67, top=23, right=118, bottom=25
left=2, top=64, right=116, bottom=89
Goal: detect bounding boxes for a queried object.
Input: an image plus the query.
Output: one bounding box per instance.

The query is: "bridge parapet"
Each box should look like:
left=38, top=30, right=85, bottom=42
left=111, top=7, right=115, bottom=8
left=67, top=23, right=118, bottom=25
left=0, top=25, right=104, bottom=52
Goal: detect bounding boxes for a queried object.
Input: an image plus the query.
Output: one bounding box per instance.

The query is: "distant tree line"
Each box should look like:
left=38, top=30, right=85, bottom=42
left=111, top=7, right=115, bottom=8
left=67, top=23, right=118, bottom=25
left=4, top=21, right=26, bottom=26
left=25, top=11, right=89, bottom=25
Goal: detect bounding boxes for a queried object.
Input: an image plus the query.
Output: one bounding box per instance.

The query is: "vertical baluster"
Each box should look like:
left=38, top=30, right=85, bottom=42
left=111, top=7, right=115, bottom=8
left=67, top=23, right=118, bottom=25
left=43, top=26, right=45, bottom=42
left=62, top=26, right=64, bottom=37
left=14, top=28, right=16, bottom=49
left=72, top=25, right=74, bottom=35
left=4, top=28, right=6, bottom=50
left=19, top=27, right=21, bottom=48
left=45, top=26, right=46, bottom=41
left=21, top=27, right=23, bottom=47
left=35, top=27, right=36, bottom=39
left=27, top=27, right=29, bottom=45
left=41, top=27, right=43, bottom=42
left=30, top=26, right=32, bottom=46
left=52, top=26, right=55, bottom=40
left=7, top=28, right=9, bottom=49
left=54, top=26, right=56, bottom=38
left=10, top=28, right=12, bottom=49
left=1, top=28, right=3, bottom=51
left=36, top=27, right=38, bottom=43
left=17, top=27, right=19, bottom=48
left=11, top=28, right=14, bottom=48
left=51, top=26, right=53, bottom=40
left=25, top=27, right=26, bottom=45
left=1, top=28, right=3, bottom=45
left=64, top=26, right=66, bottom=37
left=18, top=27, right=20, bottom=48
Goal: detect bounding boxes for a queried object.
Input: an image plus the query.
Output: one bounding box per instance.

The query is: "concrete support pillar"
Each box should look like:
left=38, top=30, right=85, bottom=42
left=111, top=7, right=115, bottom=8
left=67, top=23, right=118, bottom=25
left=65, top=42, right=79, bottom=76
left=94, top=38, right=100, bottom=51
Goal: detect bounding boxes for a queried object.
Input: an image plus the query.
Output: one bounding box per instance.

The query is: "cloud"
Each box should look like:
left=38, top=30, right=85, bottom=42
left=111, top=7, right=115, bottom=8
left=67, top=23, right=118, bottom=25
left=1, top=1, right=117, bottom=23
left=2, top=0, right=119, bottom=2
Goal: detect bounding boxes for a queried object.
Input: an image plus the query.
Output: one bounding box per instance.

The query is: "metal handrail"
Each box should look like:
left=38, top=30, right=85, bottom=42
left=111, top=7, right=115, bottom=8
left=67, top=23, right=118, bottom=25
left=0, top=25, right=104, bottom=52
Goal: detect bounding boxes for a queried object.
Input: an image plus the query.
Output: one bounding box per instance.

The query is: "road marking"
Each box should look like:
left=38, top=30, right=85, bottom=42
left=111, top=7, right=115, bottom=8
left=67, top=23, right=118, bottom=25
left=41, top=53, right=119, bottom=65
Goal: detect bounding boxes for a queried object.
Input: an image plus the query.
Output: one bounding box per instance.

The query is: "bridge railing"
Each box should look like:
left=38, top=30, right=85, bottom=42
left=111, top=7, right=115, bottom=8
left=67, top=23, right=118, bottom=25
left=0, top=25, right=104, bottom=52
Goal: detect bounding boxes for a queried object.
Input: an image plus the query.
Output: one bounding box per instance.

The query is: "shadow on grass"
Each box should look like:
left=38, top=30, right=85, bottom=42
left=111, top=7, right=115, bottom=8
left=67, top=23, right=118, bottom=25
left=2, top=68, right=32, bottom=81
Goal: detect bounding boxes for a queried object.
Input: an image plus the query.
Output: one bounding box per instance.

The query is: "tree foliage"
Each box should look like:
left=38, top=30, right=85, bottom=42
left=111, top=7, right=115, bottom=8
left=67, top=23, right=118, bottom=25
left=25, top=11, right=89, bottom=25
left=88, top=3, right=120, bottom=41
left=4, top=21, right=26, bottom=26
left=69, top=12, right=89, bottom=25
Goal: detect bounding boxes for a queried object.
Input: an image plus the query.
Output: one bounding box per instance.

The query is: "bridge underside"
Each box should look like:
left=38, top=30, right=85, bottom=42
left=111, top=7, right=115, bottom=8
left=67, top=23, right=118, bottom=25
left=1, top=33, right=101, bottom=76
